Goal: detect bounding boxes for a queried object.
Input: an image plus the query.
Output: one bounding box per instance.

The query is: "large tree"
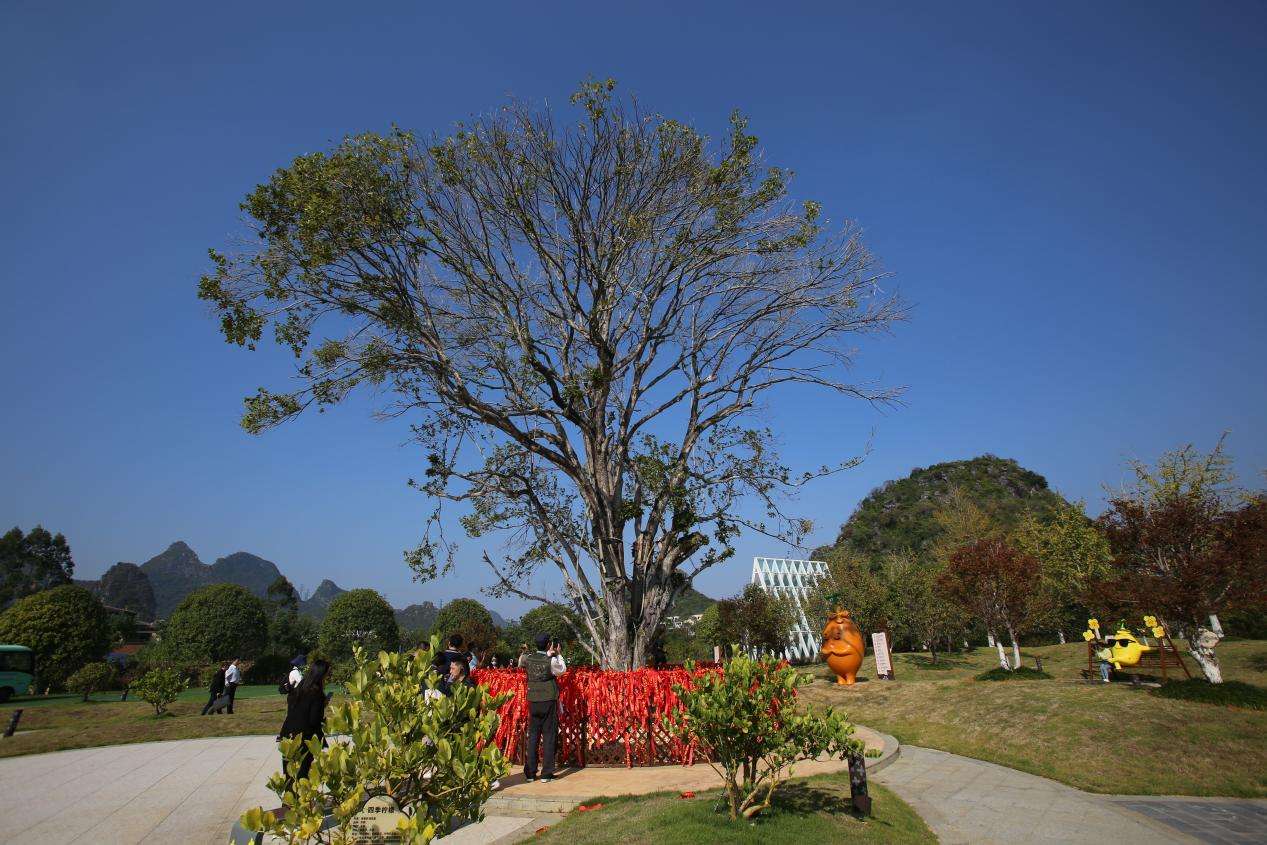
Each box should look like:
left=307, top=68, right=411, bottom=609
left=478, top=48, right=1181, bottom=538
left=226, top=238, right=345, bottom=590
left=0, top=585, right=109, bottom=689
left=939, top=538, right=1042, bottom=670
left=0, top=525, right=74, bottom=608
left=163, top=584, right=269, bottom=662
left=319, top=589, right=400, bottom=660
left=1096, top=440, right=1266, bottom=683
left=199, top=80, right=900, bottom=668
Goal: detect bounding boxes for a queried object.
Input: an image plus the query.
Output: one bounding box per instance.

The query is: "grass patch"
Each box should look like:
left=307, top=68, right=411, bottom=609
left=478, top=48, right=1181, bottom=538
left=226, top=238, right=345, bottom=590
left=0, top=685, right=319, bottom=758
left=534, top=776, right=932, bottom=845
left=1152, top=679, right=1267, bottom=710
left=975, top=666, right=1052, bottom=681
left=800, top=639, right=1267, bottom=797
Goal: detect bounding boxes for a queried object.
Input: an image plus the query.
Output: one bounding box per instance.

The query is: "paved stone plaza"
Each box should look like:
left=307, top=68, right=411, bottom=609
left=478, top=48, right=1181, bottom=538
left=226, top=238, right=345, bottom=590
left=0, top=733, right=1263, bottom=843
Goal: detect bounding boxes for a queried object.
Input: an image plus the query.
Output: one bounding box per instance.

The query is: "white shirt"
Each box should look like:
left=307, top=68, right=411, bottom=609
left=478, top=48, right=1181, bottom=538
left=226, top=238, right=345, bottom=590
left=288, top=667, right=303, bottom=686
left=225, top=664, right=241, bottom=685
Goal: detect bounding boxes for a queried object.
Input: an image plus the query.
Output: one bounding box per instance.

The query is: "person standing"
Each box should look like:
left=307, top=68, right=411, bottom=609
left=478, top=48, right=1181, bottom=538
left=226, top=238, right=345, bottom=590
left=201, top=661, right=228, bottom=716
left=517, top=643, right=530, bottom=668
left=279, top=658, right=330, bottom=784
left=523, top=633, right=566, bottom=783
left=223, top=658, right=242, bottom=714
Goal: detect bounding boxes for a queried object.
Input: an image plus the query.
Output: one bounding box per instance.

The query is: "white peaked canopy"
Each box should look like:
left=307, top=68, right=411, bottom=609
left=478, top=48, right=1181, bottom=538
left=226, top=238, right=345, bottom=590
left=750, top=557, right=828, bottom=661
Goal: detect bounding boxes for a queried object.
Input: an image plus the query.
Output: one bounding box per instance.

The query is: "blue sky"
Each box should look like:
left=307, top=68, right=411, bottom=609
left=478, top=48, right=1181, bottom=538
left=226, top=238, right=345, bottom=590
left=2, top=2, right=1264, bottom=617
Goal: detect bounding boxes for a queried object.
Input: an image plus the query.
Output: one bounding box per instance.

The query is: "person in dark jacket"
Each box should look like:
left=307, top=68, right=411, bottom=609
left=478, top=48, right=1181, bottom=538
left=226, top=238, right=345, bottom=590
left=279, top=658, right=330, bottom=783
left=432, top=634, right=469, bottom=677
left=201, top=662, right=229, bottom=716
left=523, top=633, right=566, bottom=783
left=438, top=656, right=476, bottom=697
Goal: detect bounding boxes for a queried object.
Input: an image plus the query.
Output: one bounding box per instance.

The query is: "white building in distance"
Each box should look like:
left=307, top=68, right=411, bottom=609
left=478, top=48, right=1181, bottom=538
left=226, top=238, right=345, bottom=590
left=750, top=557, right=828, bottom=662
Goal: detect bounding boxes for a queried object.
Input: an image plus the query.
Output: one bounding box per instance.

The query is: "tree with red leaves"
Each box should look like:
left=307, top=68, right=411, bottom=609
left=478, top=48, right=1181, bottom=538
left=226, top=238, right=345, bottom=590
left=1098, top=485, right=1266, bottom=684
left=939, top=538, right=1043, bottom=671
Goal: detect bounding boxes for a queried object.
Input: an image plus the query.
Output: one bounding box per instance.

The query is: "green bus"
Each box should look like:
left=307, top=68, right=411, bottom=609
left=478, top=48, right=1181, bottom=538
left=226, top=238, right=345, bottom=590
left=0, top=645, right=35, bottom=703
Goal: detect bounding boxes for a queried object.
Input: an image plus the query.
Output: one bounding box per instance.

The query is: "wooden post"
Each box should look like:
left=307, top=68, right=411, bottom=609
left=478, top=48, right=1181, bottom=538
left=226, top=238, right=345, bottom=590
left=579, top=715, right=588, bottom=769
left=3, top=709, right=21, bottom=738
left=848, top=750, right=871, bottom=816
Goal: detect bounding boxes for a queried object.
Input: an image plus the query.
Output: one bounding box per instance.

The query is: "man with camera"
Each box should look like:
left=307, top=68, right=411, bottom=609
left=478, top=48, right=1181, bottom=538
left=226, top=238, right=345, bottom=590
left=524, top=633, right=566, bottom=783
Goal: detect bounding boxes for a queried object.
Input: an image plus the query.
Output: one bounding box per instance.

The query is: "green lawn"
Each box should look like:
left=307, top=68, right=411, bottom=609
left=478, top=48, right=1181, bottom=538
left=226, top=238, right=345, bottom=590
left=801, top=639, right=1267, bottom=798
left=534, top=776, right=933, bottom=845
left=0, top=684, right=307, bottom=758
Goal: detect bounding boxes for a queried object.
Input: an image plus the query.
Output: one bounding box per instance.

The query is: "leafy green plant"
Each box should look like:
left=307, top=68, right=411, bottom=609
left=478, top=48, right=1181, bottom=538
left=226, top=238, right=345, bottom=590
left=665, top=654, right=861, bottom=820
left=241, top=643, right=510, bottom=843
left=129, top=667, right=187, bottom=715
left=65, top=661, right=116, bottom=701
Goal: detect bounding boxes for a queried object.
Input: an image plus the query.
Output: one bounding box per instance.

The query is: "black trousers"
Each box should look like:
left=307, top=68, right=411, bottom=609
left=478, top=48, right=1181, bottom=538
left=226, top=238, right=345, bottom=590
left=200, top=690, right=223, bottom=715
left=524, top=699, right=558, bottom=778
left=225, top=683, right=239, bottom=714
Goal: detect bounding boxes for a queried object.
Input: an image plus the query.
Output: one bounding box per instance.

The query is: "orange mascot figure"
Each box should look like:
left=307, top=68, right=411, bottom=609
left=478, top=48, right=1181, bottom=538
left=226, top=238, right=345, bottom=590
left=821, top=608, right=866, bottom=685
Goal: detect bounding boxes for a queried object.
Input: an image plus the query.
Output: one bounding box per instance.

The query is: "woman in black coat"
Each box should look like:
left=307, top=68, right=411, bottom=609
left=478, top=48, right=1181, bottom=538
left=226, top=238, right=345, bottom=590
left=278, top=658, right=329, bottom=783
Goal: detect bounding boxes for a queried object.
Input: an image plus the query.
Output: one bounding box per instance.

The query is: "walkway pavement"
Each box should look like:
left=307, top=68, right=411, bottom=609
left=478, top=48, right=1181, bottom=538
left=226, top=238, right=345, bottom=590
left=873, top=745, right=1267, bottom=844
left=0, top=734, right=1263, bottom=844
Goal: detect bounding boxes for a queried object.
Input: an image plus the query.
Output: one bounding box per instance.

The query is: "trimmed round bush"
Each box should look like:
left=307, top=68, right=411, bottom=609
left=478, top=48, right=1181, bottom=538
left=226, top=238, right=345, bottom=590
left=163, top=584, right=269, bottom=662
left=0, top=585, right=110, bottom=690
left=318, top=589, right=399, bottom=661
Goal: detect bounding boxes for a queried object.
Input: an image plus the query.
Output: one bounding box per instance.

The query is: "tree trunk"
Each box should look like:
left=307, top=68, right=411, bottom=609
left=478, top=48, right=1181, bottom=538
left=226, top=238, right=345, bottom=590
left=992, top=632, right=1008, bottom=670
left=1057, top=629, right=1066, bottom=645
left=987, top=632, right=996, bottom=648
left=1188, top=625, right=1224, bottom=684
left=1007, top=625, right=1021, bottom=670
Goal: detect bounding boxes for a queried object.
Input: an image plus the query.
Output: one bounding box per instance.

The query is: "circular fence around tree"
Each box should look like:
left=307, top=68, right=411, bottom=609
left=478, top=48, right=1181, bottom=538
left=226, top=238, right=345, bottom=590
left=471, top=664, right=722, bottom=768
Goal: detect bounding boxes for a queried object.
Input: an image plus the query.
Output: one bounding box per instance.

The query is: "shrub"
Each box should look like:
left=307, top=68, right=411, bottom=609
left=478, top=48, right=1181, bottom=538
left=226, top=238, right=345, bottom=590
left=240, top=647, right=510, bottom=843
left=163, top=584, right=269, bottom=662
left=665, top=654, right=860, bottom=820
left=1152, top=679, right=1267, bottom=710
left=318, top=589, right=399, bottom=661
left=130, top=667, right=187, bottom=715
left=0, top=585, right=110, bottom=689
left=243, top=653, right=293, bottom=686
left=975, top=666, right=1053, bottom=681
left=66, top=661, right=116, bottom=701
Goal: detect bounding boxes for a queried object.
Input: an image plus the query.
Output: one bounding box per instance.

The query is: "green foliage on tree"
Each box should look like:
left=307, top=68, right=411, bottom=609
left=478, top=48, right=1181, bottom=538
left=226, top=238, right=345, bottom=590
left=269, top=610, right=318, bottom=660
left=318, top=589, right=399, bottom=661
left=163, top=583, right=269, bottom=662
left=1013, top=500, right=1111, bottom=636
left=518, top=605, right=574, bottom=644
left=429, top=597, right=497, bottom=659
left=66, top=661, right=116, bottom=701
left=199, top=78, right=899, bottom=670
left=130, top=666, right=186, bottom=715
left=0, top=525, right=74, bottom=608
left=666, top=654, right=860, bottom=820
left=714, top=583, right=796, bottom=657
left=241, top=644, right=509, bottom=843
left=817, top=456, right=1067, bottom=561
left=0, top=584, right=109, bottom=689
left=265, top=575, right=300, bottom=615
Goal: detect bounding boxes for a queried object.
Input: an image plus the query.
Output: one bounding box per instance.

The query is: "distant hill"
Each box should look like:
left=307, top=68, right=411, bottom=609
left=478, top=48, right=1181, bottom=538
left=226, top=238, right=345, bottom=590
left=78, top=541, right=515, bottom=628
left=669, top=586, right=716, bottom=617
left=394, top=601, right=440, bottom=633
left=298, top=579, right=347, bottom=620
left=813, top=454, right=1067, bottom=560
left=139, top=542, right=284, bottom=617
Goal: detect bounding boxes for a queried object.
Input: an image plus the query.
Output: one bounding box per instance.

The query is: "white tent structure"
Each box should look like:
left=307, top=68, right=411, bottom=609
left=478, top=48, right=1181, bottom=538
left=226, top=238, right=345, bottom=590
left=750, top=557, right=828, bottom=662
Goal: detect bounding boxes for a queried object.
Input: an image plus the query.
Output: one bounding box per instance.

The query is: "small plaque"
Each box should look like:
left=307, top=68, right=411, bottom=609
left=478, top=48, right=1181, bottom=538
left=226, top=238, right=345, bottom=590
left=347, top=794, right=406, bottom=844
left=871, top=632, right=892, bottom=678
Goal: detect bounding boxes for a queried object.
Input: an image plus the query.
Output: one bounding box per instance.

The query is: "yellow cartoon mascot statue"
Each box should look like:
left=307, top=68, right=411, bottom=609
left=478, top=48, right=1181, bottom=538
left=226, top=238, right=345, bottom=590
left=821, top=608, right=866, bottom=685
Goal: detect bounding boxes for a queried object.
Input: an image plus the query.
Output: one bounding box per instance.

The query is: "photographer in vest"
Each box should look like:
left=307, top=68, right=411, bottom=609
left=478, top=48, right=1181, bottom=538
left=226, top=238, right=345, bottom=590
left=524, top=632, right=566, bottom=782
